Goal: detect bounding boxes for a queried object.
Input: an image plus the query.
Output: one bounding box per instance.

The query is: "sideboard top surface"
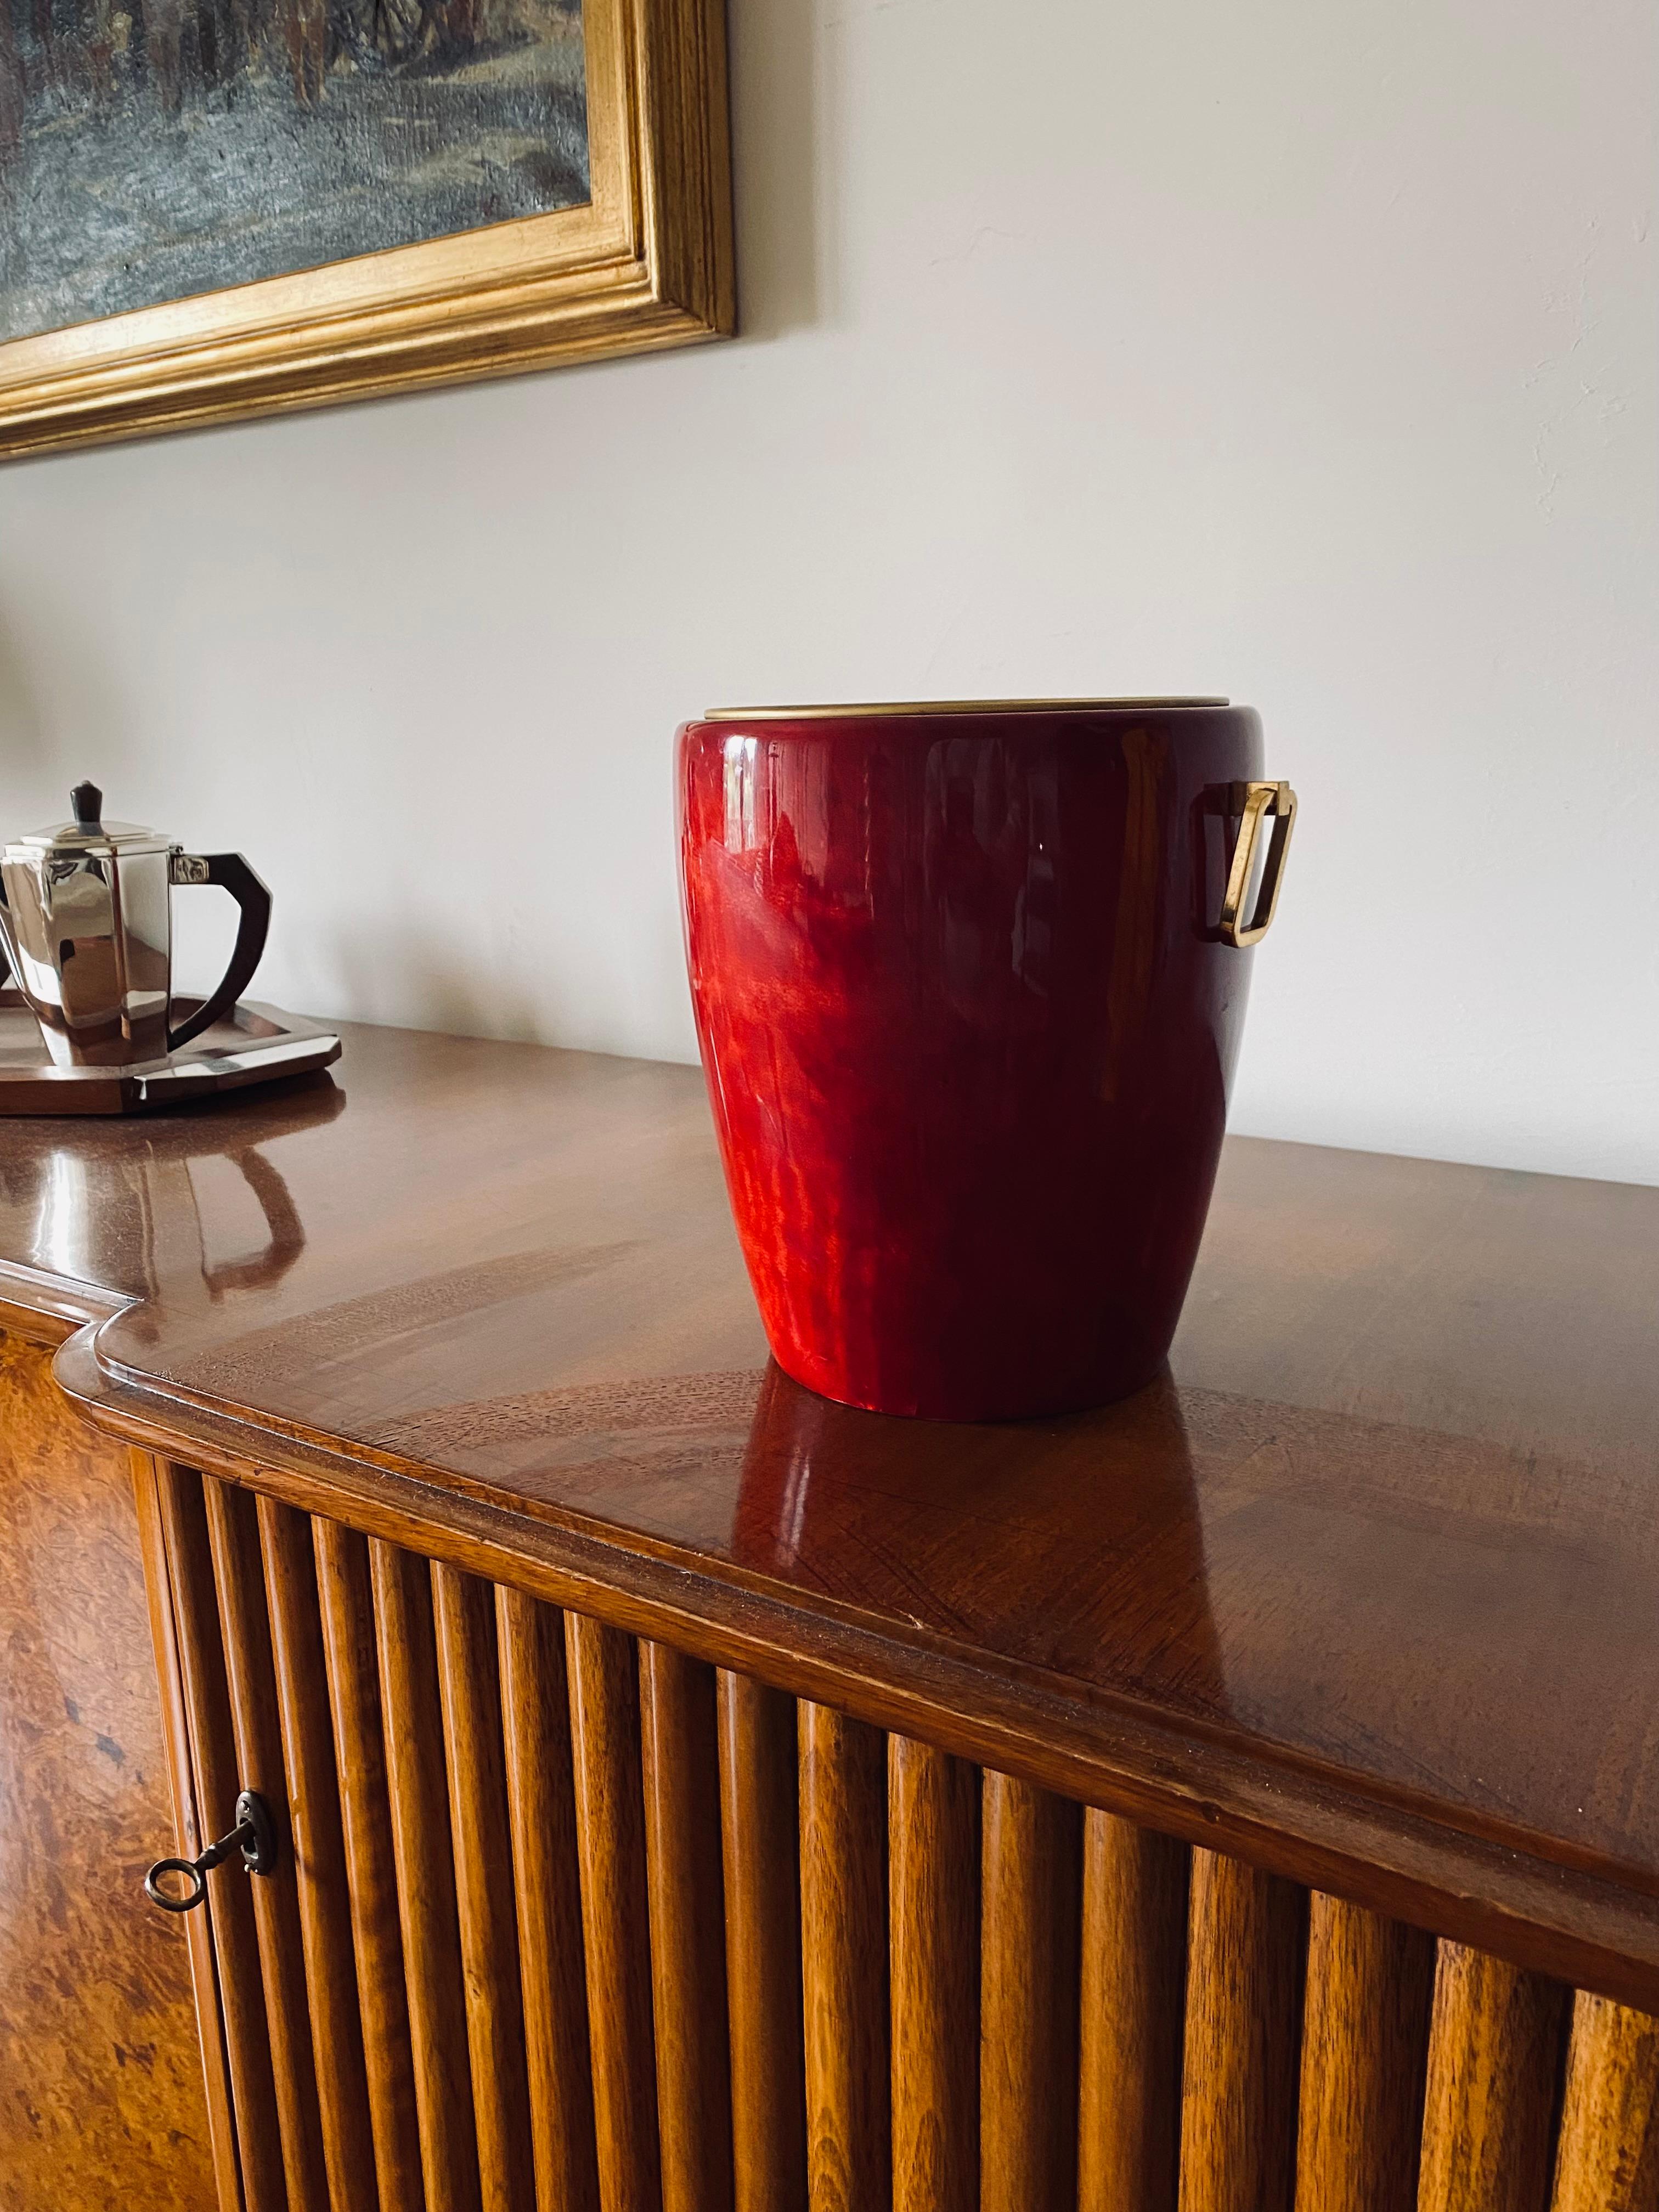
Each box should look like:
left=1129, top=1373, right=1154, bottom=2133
left=3, top=1023, right=1657, bottom=1995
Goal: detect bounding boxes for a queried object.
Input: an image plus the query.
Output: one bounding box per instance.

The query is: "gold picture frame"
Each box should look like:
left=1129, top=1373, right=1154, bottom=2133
left=0, top=0, right=732, bottom=460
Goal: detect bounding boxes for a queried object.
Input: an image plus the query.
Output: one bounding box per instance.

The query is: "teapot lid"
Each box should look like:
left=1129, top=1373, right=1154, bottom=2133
left=13, top=782, right=171, bottom=857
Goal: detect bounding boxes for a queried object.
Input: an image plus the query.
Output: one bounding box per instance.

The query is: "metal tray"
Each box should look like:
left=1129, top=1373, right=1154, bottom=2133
left=0, top=992, right=341, bottom=1115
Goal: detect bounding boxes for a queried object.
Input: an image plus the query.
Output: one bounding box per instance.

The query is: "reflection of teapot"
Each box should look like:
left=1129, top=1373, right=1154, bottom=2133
left=0, top=782, right=271, bottom=1069
left=23, top=1075, right=341, bottom=1305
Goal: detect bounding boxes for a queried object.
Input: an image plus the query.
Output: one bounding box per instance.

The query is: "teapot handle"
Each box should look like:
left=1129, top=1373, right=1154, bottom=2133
left=167, top=853, right=273, bottom=1052
left=200, top=1147, right=307, bottom=1298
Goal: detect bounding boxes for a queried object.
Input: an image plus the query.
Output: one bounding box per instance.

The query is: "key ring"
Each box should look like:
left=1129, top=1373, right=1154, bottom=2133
left=145, top=1790, right=278, bottom=1913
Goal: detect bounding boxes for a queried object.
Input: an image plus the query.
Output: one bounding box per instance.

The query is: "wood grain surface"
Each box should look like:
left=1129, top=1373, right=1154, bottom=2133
left=1550, top=1990, right=1659, bottom=2212
left=313, top=1514, right=426, bottom=2212
left=889, top=1734, right=980, bottom=2212
left=497, top=1585, right=600, bottom=2212
left=1294, top=1892, right=1435, bottom=2212
left=258, top=1493, right=380, bottom=2212
left=1417, top=1942, right=1568, bottom=2212
left=1078, top=1809, right=1189, bottom=2212
left=132, top=1452, right=243, bottom=2212
left=432, top=1560, right=537, bottom=2212
left=566, top=1610, right=663, bottom=2212
left=1178, top=1846, right=1306, bottom=2212
left=203, top=1474, right=331, bottom=2212
left=25, top=1026, right=1659, bottom=2007
left=798, top=1700, right=890, bottom=2212
left=156, top=1462, right=289, bottom=2212
left=638, top=1641, right=734, bottom=2212
left=10, top=1029, right=1659, bottom=2208
left=371, top=1533, right=483, bottom=2212
left=717, top=1668, right=808, bottom=2212
left=0, top=1336, right=219, bottom=2211
left=979, top=1770, right=1082, bottom=2212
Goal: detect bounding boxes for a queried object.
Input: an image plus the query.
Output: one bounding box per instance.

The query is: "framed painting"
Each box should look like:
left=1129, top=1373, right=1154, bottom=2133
left=0, top=0, right=730, bottom=456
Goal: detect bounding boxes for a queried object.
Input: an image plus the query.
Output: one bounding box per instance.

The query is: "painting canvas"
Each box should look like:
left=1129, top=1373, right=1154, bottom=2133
left=0, top=0, right=589, bottom=341
left=0, top=0, right=730, bottom=458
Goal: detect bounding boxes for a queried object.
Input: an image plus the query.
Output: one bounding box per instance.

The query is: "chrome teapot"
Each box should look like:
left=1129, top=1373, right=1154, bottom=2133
left=0, top=783, right=272, bottom=1068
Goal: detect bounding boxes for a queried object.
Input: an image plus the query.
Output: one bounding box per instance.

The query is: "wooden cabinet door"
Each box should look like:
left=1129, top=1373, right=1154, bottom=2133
left=0, top=1330, right=220, bottom=2212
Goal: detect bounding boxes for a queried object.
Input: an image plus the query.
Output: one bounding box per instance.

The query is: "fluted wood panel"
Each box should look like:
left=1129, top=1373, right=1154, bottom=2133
left=566, top=1610, right=663, bottom=2212
left=313, top=1516, right=426, bottom=2212
left=1078, top=1809, right=1188, bottom=2212
left=1417, top=1943, right=1569, bottom=2212
left=1295, top=1893, right=1435, bottom=2212
left=257, top=1496, right=379, bottom=2212
left=497, top=1586, right=600, bottom=2212
left=799, top=1700, right=890, bottom=2212
left=154, top=1465, right=288, bottom=2212
left=889, top=1736, right=979, bottom=2212
left=133, top=1456, right=244, bottom=2212
left=202, top=1479, right=332, bottom=2212
left=372, top=1534, right=483, bottom=2212
left=432, top=1562, right=536, bottom=2212
left=1179, top=1846, right=1306, bottom=2212
left=980, top=1770, right=1082, bottom=2212
left=639, top=1643, right=734, bottom=2212
left=1550, top=1991, right=1659, bottom=2212
left=143, top=1471, right=1656, bottom=2212
left=718, top=1669, right=807, bottom=2212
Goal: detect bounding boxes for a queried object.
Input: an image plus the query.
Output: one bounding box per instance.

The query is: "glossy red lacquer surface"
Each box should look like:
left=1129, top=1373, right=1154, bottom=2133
left=678, top=706, right=1272, bottom=1419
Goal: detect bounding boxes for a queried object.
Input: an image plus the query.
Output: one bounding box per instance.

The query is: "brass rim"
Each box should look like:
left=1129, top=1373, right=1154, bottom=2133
left=702, top=696, right=1232, bottom=721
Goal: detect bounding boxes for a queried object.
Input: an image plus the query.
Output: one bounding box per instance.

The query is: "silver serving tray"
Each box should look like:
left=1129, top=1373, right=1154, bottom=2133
left=0, top=991, right=341, bottom=1115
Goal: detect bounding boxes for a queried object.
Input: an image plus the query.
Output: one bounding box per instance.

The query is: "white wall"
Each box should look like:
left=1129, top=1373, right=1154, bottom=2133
left=0, top=0, right=1653, bottom=1184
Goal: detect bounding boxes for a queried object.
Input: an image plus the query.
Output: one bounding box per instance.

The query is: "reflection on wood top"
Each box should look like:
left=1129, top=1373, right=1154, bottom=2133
left=3, top=1022, right=1657, bottom=2002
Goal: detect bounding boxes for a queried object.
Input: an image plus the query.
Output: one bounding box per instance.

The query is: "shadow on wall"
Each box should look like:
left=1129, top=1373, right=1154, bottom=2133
left=328, top=917, right=562, bottom=1043
left=0, top=599, right=144, bottom=830
left=729, top=0, right=821, bottom=338
left=0, top=605, right=48, bottom=789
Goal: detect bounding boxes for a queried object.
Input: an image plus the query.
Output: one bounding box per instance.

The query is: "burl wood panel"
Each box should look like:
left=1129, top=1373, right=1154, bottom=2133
left=0, top=1331, right=218, bottom=2211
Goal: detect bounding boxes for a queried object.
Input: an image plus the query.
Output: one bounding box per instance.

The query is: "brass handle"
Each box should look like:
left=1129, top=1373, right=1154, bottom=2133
left=1220, top=780, right=1297, bottom=947
left=145, top=1789, right=278, bottom=1914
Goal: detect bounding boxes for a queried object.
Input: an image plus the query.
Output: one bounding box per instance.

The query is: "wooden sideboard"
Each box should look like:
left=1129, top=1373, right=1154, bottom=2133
left=1, top=1021, right=1656, bottom=2212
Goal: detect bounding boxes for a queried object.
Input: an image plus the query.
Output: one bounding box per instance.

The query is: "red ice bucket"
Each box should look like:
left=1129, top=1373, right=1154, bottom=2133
left=678, top=699, right=1296, bottom=1421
